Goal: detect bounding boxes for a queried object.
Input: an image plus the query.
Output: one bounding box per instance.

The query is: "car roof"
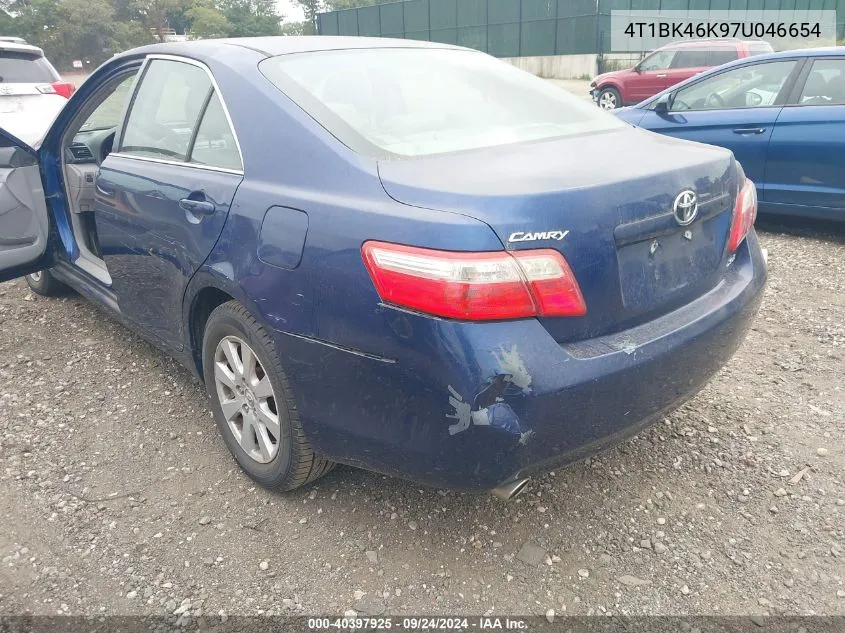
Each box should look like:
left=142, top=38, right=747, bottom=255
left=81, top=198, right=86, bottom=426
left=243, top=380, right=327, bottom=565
left=660, top=38, right=769, bottom=50
left=120, top=35, right=465, bottom=61
left=737, top=45, right=845, bottom=60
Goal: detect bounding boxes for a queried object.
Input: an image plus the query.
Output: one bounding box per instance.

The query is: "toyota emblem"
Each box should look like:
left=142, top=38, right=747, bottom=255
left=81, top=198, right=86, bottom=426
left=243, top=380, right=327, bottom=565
left=673, top=190, right=698, bottom=226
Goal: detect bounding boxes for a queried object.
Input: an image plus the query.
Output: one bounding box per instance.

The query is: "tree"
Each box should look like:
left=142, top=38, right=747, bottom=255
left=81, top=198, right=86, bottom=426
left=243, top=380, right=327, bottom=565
left=280, top=20, right=306, bottom=36
left=219, top=0, right=281, bottom=37
left=186, top=5, right=230, bottom=38
left=293, top=0, right=323, bottom=35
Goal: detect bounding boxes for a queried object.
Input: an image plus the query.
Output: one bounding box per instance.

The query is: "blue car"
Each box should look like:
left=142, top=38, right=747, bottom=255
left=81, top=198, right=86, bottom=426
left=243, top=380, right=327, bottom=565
left=615, top=47, right=845, bottom=222
left=0, top=37, right=765, bottom=496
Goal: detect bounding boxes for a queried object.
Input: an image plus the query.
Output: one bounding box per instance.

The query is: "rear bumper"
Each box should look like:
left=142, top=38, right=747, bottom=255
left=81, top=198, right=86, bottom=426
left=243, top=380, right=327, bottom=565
left=274, top=232, right=766, bottom=491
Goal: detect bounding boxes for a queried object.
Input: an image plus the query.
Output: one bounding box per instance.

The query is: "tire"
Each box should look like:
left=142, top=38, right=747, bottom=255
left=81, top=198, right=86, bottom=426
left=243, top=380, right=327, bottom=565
left=202, top=300, right=334, bottom=491
left=597, top=86, right=621, bottom=110
left=24, top=269, right=66, bottom=297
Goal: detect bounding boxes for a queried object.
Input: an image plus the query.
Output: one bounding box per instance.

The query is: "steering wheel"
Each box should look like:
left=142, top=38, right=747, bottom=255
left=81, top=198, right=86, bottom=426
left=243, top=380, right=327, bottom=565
left=705, top=92, right=725, bottom=108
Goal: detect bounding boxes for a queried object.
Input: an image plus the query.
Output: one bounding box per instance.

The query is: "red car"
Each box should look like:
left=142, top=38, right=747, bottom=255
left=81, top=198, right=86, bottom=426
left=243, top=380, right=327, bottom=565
left=590, top=39, right=774, bottom=110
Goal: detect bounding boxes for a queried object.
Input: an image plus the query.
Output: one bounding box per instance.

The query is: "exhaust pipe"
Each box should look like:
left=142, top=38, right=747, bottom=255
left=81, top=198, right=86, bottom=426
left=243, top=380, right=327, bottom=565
left=492, top=478, right=530, bottom=501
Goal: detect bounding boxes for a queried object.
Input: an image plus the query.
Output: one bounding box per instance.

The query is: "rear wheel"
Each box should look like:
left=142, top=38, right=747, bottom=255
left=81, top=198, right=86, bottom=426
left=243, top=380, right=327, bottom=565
left=597, top=86, right=621, bottom=110
left=202, top=301, right=334, bottom=491
left=25, top=269, right=66, bottom=297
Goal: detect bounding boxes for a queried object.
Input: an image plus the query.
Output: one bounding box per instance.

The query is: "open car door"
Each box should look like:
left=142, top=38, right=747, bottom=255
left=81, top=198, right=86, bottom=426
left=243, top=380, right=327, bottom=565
left=0, top=127, right=54, bottom=283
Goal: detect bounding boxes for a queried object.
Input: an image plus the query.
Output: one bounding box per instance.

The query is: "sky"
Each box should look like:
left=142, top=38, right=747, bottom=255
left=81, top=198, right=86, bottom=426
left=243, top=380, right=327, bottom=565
left=276, top=0, right=306, bottom=23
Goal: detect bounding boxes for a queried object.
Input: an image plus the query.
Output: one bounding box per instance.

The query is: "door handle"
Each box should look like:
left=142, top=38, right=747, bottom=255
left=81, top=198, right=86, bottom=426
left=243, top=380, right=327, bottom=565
left=656, top=74, right=668, bottom=78
left=179, top=197, right=215, bottom=216
left=732, top=127, right=766, bottom=135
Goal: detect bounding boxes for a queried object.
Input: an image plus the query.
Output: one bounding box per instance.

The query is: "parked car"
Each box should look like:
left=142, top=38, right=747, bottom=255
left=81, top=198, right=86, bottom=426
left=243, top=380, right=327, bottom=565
left=615, top=47, right=845, bottom=222
left=0, top=37, right=765, bottom=496
left=0, top=41, right=76, bottom=145
left=591, top=39, right=774, bottom=110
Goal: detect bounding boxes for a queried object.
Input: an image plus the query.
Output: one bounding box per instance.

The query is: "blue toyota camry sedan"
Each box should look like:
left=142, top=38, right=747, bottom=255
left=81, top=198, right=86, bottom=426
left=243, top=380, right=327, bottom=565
left=0, top=37, right=765, bottom=497
left=615, top=47, right=845, bottom=222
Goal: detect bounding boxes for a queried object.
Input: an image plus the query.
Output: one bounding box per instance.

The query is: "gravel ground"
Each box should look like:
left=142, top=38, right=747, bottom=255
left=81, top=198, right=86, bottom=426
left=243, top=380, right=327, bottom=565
left=0, top=222, right=843, bottom=620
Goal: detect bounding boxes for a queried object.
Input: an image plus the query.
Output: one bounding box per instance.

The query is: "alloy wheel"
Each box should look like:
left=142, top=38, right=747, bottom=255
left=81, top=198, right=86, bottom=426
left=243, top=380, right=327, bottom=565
left=599, top=91, right=617, bottom=110
left=213, top=335, right=280, bottom=464
left=28, top=271, right=42, bottom=282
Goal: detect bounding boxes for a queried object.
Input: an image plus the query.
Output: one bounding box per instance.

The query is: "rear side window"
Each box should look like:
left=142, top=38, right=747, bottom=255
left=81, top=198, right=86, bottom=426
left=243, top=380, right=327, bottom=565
left=189, top=92, right=242, bottom=171
left=120, top=59, right=212, bottom=161
left=0, top=51, right=58, bottom=83
left=671, top=50, right=710, bottom=69
left=798, top=59, right=845, bottom=105
left=709, top=49, right=739, bottom=66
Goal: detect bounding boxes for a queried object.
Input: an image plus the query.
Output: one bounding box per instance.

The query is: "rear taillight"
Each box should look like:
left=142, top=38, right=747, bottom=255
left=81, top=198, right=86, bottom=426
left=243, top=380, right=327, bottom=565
left=361, top=241, right=586, bottom=321
left=728, top=178, right=757, bottom=253
left=37, top=81, right=76, bottom=99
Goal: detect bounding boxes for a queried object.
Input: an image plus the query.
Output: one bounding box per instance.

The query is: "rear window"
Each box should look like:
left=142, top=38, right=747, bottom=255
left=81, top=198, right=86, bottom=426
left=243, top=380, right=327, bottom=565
left=0, top=51, right=58, bottom=83
left=259, top=48, right=624, bottom=158
left=748, top=42, right=775, bottom=56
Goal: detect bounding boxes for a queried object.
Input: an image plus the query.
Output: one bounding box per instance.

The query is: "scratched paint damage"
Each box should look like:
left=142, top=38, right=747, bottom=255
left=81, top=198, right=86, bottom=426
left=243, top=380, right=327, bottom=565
left=446, top=345, right=533, bottom=442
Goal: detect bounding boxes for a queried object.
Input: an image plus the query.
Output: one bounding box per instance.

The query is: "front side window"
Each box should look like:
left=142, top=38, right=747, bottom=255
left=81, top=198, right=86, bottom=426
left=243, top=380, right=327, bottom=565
left=260, top=48, right=623, bottom=158
left=670, top=60, right=797, bottom=111
left=120, top=59, right=212, bottom=161
left=640, top=50, right=675, bottom=72
left=798, top=59, right=845, bottom=105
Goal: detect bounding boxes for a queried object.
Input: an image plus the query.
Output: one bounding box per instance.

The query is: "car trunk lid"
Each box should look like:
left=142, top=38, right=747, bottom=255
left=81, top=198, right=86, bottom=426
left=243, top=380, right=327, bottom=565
left=377, top=126, right=738, bottom=342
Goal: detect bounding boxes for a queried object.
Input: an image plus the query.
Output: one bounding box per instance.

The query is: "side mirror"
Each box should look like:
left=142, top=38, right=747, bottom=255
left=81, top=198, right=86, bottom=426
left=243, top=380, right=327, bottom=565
left=654, top=93, right=671, bottom=113
left=0, top=146, right=37, bottom=169
left=633, top=63, right=642, bottom=73
left=746, top=91, right=763, bottom=107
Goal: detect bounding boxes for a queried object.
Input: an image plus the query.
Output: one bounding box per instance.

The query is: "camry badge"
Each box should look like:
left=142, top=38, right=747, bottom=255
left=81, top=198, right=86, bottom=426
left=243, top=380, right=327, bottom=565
left=673, top=190, right=698, bottom=226
left=508, top=229, right=570, bottom=243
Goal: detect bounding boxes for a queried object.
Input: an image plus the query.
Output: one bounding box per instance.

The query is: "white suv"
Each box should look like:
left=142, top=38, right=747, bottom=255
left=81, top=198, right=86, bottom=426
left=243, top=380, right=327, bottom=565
left=0, top=40, right=76, bottom=145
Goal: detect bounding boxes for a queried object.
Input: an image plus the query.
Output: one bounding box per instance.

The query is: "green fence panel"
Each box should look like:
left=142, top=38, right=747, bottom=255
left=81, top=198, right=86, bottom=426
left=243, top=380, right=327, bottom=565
left=430, top=27, right=458, bottom=44
left=659, top=0, right=691, bottom=11
left=708, top=0, right=733, bottom=10
left=357, top=5, right=381, bottom=36
left=404, top=0, right=430, bottom=31
left=522, top=0, right=557, bottom=21
left=521, top=19, right=557, bottom=55
left=489, top=0, right=521, bottom=25
left=598, top=0, right=632, bottom=12
left=318, top=11, right=339, bottom=35
left=458, top=0, right=487, bottom=27
left=380, top=2, right=405, bottom=35
left=458, top=25, right=488, bottom=50
left=631, top=0, right=661, bottom=10
left=337, top=9, right=358, bottom=35
left=687, top=0, right=712, bottom=10
left=561, top=15, right=599, bottom=53
left=559, top=0, right=598, bottom=17
left=488, top=22, right=520, bottom=55
left=405, top=29, right=431, bottom=40
left=430, top=0, right=457, bottom=29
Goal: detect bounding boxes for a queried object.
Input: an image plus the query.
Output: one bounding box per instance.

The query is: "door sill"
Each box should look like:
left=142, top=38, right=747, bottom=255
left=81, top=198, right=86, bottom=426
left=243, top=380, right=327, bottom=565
left=73, top=254, right=112, bottom=286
